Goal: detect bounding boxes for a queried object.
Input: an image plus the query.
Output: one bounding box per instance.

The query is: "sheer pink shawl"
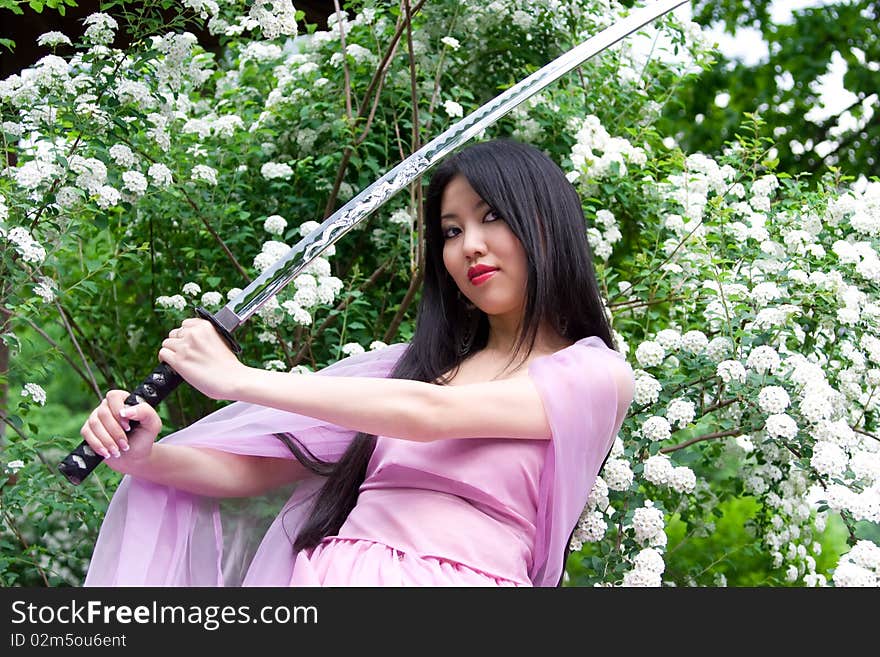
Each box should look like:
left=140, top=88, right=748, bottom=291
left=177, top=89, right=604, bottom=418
left=84, top=336, right=631, bottom=587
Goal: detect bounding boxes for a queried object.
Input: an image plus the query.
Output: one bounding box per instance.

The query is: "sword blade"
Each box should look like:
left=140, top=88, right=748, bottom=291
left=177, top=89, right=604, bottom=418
left=214, top=0, right=689, bottom=333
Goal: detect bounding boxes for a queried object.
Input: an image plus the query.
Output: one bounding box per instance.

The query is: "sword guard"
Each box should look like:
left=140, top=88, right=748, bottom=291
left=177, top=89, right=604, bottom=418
left=196, top=306, right=242, bottom=355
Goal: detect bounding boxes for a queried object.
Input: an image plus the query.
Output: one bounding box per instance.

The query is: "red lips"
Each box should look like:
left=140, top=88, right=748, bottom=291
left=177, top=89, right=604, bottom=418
left=468, top=264, right=498, bottom=281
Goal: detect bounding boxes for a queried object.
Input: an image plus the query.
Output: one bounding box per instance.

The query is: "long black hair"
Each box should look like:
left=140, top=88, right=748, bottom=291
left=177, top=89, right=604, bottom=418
left=281, top=139, right=615, bottom=561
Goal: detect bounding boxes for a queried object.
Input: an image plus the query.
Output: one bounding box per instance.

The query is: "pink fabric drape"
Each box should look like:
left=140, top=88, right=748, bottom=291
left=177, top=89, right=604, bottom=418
left=84, top=336, right=632, bottom=587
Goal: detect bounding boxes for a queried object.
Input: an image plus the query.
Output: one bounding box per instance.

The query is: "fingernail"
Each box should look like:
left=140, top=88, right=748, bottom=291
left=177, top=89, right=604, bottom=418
left=111, top=448, right=121, bottom=458
left=100, top=449, right=111, bottom=459
left=122, top=422, right=131, bottom=432
left=120, top=441, right=130, bottom=452
left=119, top=408, right=128, bottom=418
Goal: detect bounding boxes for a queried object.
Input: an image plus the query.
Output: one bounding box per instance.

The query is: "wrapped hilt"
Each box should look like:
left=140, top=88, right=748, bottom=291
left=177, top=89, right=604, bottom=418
left=57, top=308, right=241, bottom=486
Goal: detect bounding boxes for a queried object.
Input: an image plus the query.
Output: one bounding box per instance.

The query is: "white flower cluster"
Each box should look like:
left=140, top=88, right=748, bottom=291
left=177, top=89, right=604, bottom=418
left=37, top=31, right=72, bottom=47
left=832, top=541, right=880, bottom=587
left=4, top=227, right=46, bottom=264
left=603, top=457, right=634, bottom=491
left=263, top=214, right=287, bottom=235
left=249, top=0, right=298, bottom=39
left=201, top=291, right=222, bottom=307
left=341, top=342, right=365, bottom=357
left=681, top=330, right=708, bottom=354
left=83, top=13, right=118, bottom=46
left=156, top=294, right=187, bottom=312
left=641, top=416, right=671, bottom=442
left=633, top=371, right=661, bottom=406
left=389, top=208, right=414, bottom=227
left=758, top=386, right=790, bottom=414
left=4, top=459, right=25, bottom=474
left=746, top=345, right=781, bottom=375
left=21, top=383, right=47, bottom=406
left=443, top=100, right=463, bottom=118
left=666, top=398, right=695, bottom=428
left=632, top=502, right=666, bottom=547
left=635, top=341, right=665, bottom=368
left=643, top=454, right=696, bottom=493
left=261, top=162, right=294, bottom=180
left=622, top=547, right=665, bottom=587
left=664, top=153, right=736, bottom=221
left=567, top=114, right=646, bottom=182
left=33, top=276, right=56, bottom=303
left=586, top=209, right=621, bottom=260
left=191, top=164, right=218, bottom=185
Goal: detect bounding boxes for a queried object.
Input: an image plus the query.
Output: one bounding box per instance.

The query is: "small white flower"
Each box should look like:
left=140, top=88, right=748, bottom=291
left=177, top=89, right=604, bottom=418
left=21, top=383, right=47, bottom=406
left=261, top=162, right=294, bottom=180
left=33, top=277, right=56, bottom=303
left=200, top=291, right=222, bottom=307
left=633, top=372, right=662, bottom=406
left=717, top=360, right=746, bottom=384
left=641, top=416, right=672, bottom=442
left=389, top=208, right=414, bottom=226
left=191, top=165, right=218, bottom=185
left=369, top=340, right=388, bottom=351
left=635, top=341, right=665, bottom=368
left=263, top=214, right=287, bottom=235
left=655, top=329, right=682, bottom=351
left=443, top=100, right=464, bottom=118
left=440, top=36, right=460, bottom=50
left=666, top=399, right=695, bottom=428
left=156, top=294, right=187, bottom=311
left=109, top=144, right=137, bottom=167
left=37, top=31, right=72, bottom=47
left=758, top=386, right=791, bottom=414
left=681, top=330, right=708, bottom=354
left=341, top=342, right=365, bottom=356
left=182, top=282, right=201, bottom=296
left=4, top=459, right=25, bottom=473
left=765, top=413, right=798, bottom=440
left=122, top=170, right=148, bottom=195
left=148, top=163, right=173, bottom=187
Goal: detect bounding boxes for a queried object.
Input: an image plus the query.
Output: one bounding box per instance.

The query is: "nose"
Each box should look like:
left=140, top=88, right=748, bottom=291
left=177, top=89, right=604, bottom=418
left=461, top=226, right=488, bottom=260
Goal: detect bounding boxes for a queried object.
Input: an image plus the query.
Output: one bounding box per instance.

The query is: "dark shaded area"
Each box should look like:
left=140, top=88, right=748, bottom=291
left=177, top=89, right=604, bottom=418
left=1, top=0, right=337, bottom=79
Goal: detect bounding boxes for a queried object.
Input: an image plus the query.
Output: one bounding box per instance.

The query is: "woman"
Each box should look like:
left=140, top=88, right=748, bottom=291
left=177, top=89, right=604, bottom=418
left=80, top=139, right=634, bottom=587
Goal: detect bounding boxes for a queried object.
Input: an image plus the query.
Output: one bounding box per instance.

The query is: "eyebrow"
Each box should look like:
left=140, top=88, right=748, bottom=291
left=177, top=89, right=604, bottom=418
left=440, top=199, right=489, bottom=222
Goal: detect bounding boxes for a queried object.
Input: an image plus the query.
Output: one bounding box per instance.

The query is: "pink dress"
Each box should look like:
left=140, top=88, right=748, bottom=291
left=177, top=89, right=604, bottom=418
left=290, top=435, right=546, bottom=586
left=84, top=337, right=633, bottom=587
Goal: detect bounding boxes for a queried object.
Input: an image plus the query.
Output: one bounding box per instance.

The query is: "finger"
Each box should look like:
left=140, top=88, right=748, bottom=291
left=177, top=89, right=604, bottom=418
left=97, top=401, right=129, bottom=453
left=86, top=409, right=121, bottom=458
left=181, top=318, right=202, bottom=328
left=80, top=422, right=111, bottom=460
left=158, top=346, right=176, bottom=364
left=120, top=401, right=162, bottom=434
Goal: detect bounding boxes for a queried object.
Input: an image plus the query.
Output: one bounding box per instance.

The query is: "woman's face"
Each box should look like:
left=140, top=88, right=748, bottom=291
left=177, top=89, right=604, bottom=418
left=440, top=175, right=529, bottom=321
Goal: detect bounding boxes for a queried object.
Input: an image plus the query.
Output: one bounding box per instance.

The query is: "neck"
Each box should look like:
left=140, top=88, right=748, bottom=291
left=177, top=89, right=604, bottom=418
left=483, top=314, right=571, bottom=358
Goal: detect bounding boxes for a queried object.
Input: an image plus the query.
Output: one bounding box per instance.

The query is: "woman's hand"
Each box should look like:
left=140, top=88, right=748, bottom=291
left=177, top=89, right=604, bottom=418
left=80, top=390, right=162, bottom=472
left=158, top=317, right=247, bottom=400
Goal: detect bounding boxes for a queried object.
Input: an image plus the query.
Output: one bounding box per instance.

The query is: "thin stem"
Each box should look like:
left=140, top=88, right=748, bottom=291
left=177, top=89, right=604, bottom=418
left=333, top=0, right=354, bottom=119
left=19, top=316, right=102, bottom=400
left=660, top=427, right=744, bottom=454
left=54, top=301, right=102, bottom=398
left=2, top=510, right=50, bottom=586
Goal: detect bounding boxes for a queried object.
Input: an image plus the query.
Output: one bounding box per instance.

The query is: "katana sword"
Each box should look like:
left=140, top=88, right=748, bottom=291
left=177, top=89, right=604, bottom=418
left=59, top=0, right=689, bottom=485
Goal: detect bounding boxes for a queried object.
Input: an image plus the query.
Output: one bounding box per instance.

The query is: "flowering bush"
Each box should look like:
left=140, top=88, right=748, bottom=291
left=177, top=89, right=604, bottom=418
left=1, top=0, right=876, bottom=586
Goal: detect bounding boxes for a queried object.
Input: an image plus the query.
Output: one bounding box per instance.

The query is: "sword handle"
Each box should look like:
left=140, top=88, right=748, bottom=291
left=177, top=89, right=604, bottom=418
left=57, top=308, right=242, bottom=486
left=58, top=362, right=183, bottom=485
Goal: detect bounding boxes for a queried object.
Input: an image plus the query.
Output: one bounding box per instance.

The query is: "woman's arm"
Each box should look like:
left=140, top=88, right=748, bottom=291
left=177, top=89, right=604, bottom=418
left=159, top=319, right=631, bottom=444
left=118, top=444, right=309, bottom=498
